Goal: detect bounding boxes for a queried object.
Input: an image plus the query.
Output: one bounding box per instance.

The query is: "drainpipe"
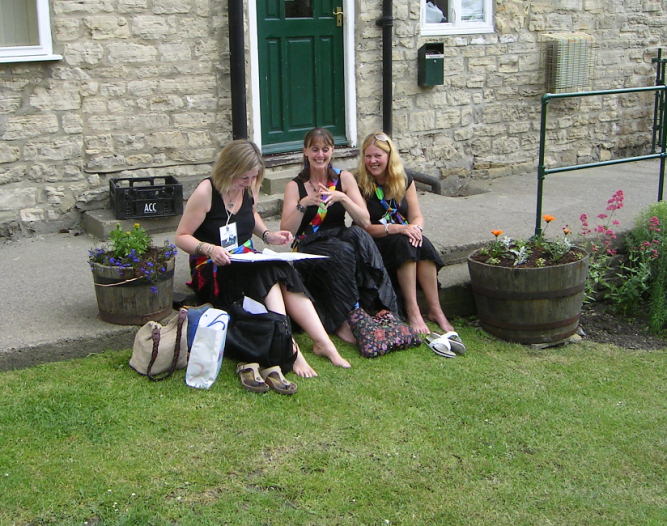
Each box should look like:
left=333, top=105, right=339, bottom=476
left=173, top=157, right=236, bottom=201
left=375, top=2, right=442, bottom=194
left=376, top=0, right=393, bottom=136
left=228, top=0, right=248, bottom=139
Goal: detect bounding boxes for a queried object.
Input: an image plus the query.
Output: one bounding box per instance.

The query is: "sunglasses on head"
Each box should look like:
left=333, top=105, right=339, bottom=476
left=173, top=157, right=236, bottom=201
left=373, top=133, right=390, bottom=142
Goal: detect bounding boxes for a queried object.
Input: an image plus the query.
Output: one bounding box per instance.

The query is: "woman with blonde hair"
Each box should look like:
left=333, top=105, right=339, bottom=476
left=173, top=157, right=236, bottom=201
left=280, top=128, right=397, bottom=344
left=357, top=132, right=464, bottom=351
left=176, top=140, right=350, bottom=379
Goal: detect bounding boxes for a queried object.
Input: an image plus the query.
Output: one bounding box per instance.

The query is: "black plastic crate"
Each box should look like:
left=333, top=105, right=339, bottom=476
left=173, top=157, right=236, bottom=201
left=109, top=176, right=183, bottom=220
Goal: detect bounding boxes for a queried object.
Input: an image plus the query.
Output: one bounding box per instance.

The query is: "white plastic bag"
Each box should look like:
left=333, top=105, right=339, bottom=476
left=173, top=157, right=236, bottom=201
left=185, top=308, right=229, bottom=389
left=425, top=1, right=446, bottom=23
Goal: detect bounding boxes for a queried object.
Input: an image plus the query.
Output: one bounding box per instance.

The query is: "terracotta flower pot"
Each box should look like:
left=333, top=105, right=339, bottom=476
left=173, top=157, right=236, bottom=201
left=91, top=257, right=175, bottom=325
left=467, top=250, right=589, bottom=344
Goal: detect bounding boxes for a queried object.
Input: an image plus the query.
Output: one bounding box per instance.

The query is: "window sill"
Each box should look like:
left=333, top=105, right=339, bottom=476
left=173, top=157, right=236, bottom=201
left=0, top=54, right=62, bottom=64
left=421, top=27, right=494, bottom=36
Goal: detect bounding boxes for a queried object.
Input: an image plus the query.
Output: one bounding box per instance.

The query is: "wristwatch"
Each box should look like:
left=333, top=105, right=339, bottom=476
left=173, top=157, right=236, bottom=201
left=296, top=202, right=306, bottom=213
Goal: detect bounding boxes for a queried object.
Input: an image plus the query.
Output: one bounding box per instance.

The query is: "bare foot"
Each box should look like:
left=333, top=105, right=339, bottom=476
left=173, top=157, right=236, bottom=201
left=427, top=310, right=455, bottom=333
left=335, top=321, right=356, bottom=344
left=313, top=339, right=351, bottom=368
left=292, top=344, right=318, bottom=378
left=407, top=312, right=430, bottom=334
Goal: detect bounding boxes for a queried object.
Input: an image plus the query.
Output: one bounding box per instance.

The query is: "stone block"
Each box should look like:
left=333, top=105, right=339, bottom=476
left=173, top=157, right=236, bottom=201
left=107, top=43, right=158, bottom=63
left=153, top=0, right=192, bottom=15
left=63, top=42, right=105, bottom=66
left=131, top=16, right=174, bottom=39
left=84, top=16, right=131, bottom=39
left=0, top=143, right=20, bottom=164
left=2, top=115, right=59, bottom=140
left=0, top=188, right=37, bottom=211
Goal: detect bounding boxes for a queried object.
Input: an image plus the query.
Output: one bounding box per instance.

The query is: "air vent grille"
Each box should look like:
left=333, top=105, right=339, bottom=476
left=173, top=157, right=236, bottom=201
left=545, top=32, right=593, bottom=93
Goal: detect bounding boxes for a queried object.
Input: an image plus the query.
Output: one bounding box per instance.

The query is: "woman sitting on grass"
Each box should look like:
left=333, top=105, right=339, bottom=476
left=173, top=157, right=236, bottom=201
left=356, top=132, right=464, bottom=351
left=280, top=127, right=397, bottom=344
left=175, top=139, right=349, bottom=378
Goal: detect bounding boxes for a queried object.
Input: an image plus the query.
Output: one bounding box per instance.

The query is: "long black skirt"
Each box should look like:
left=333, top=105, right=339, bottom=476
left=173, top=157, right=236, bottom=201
left=188, top=255, right=310, bottom=310
left=294, top=225, right=398, bottom=333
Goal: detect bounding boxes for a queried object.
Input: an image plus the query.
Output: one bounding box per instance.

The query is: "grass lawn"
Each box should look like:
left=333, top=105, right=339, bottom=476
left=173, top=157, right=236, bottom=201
left=1, top=322, right=665, bottom=525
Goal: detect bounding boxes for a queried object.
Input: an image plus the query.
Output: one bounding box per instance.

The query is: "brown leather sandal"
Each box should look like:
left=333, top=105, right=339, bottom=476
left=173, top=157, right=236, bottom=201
left=259, top=366, right=297, bottom=395
left=236, top=362, right=269, bottom=393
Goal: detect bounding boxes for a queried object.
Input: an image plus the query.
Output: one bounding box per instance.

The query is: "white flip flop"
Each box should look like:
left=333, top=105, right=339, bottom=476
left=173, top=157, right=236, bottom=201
left=425, top=333, right=456, bottom=358
left=442, top=331, right=466, bottom=355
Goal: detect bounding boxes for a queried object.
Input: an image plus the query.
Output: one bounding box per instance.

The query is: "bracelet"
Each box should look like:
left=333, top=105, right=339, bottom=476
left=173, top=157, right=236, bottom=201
left=296, top=202, right=306, bottom=213
left=195, top=241, right=205, bottom=255
left=205, top=243, right=214, bottom=256
left=384, top=223, right=389, bottom=235
left=261, top=230, right=270, bottom=242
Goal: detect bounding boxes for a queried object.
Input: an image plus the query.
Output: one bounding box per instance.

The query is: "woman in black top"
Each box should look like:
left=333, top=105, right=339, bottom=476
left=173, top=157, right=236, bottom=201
left=280, top=128, right=397, bottom=343
left=176, top=140, right=350, bottom=376
left=357, top=132, right=458, bottom=336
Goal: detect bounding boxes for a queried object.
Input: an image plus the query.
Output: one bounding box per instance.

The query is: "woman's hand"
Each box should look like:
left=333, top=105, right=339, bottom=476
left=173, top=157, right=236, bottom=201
left=317, top=183, right=348, bottom=208
left=266, top=230, right=294, bottom=246
left=209, top=244, right=232, bottom=266
left=398, top=224, right=423, bottom=247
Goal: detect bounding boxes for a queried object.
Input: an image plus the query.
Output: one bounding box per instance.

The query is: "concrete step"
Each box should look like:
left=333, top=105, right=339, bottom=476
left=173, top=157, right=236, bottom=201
left=82, top=193, right=284, bottom=240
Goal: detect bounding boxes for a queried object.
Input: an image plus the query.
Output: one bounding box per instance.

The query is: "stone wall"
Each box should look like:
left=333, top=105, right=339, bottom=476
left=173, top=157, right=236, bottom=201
left=0, top=0, right=665, bottom=237
left=0, top=0, right=228, bottom=237
left=357, top=0, right=666, bottom=193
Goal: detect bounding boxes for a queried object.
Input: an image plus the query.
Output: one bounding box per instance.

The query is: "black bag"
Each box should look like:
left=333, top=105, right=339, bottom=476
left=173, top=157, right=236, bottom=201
left=225, top=300, right=297, bottom=373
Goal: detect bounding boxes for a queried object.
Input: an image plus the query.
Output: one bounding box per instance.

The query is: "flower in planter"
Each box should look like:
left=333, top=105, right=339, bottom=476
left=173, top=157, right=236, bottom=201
left=473, top=214, right=585, bottom=268
left=88, top=223, right=177, bottom=291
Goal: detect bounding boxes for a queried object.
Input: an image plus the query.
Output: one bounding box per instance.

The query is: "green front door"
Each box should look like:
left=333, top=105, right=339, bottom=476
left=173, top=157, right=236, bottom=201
left=257, top=0, right=347, bottom=153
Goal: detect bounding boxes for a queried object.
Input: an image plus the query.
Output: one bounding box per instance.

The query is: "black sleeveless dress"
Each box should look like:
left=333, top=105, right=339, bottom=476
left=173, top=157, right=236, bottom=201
left=365, top=174, right=444, bottom=312
left=292, top=172, right=398, bottom=333
left=188, top=178, right=309, bottom=308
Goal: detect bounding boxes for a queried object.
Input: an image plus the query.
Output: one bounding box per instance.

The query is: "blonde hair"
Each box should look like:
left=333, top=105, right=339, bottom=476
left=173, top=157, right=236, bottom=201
left=211, top=140, right=264, bottom=195
left=357, top=132, right=407, bottom=202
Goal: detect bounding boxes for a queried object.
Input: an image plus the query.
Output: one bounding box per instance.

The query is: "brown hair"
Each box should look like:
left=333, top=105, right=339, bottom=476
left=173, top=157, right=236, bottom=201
left=297, top=127, right=336, bottom=182
left=357, top=132, right=407, bottom=202
left=211, top=140, right=264, bottom=195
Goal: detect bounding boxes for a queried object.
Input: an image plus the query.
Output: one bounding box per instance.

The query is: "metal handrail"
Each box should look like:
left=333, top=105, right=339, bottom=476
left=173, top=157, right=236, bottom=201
left=535, top=84, right=667, bottom=236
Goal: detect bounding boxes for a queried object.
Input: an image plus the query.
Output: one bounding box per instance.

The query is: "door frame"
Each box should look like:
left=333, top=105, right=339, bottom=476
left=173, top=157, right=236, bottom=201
left=248, top=0, right=358, bottom=152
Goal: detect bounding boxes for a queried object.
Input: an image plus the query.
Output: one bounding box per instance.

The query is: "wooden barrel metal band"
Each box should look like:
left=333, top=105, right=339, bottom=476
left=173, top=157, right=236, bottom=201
left=482, top=313, right=581, bottom=331
left=470, top=283, right=585, bottom=301
left=94, top=269, right=175, bottom=287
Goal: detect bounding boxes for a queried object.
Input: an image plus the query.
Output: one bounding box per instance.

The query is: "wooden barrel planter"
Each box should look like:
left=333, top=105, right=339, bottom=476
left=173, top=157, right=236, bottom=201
left=91, top=258, right=175, bottom=325
left=467, top=252, right=589, bottom=344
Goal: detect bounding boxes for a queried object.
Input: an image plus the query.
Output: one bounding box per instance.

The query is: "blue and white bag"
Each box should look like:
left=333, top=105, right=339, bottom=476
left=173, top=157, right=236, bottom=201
left=185, top=308, right=229, bottom=389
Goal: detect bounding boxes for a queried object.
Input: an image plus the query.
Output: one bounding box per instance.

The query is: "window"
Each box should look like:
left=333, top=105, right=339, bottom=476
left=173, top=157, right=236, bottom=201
left=0, top=0, right=61, bottom=63
left=421, top=0, right=494, bottom=36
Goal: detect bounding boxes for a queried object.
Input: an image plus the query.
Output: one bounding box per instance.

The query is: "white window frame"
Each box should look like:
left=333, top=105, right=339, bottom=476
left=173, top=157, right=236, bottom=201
left=0, top=0, right=62, bottom=63
left=421, top=0, right=494, bottom=36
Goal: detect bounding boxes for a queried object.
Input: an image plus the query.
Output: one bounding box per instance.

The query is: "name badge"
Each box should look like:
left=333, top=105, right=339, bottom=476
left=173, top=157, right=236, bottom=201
left=219, top=223, right=238, bottom=250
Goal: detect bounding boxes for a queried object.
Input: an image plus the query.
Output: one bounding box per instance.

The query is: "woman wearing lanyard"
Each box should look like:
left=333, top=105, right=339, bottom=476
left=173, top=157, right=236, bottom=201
left=280, top=128, right=397, bottom=344
left=357, top=132, right=465, bottom=353
left=175, top=140, right=350, bottom=377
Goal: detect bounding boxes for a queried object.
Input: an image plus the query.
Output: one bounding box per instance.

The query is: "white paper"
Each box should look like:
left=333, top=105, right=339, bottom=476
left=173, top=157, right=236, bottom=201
left=229, top=248, right=328, bottom=263
left=242, top=295, right=268, bottom=314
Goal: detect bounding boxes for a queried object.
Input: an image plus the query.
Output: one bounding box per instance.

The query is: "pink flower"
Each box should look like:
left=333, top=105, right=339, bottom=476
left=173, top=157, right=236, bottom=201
left=607, top=248, right=617, bottom=256
left=606, top=190, right=624, bottom=211
left=612, top=220, right=620, bottom=225
left=597, top=213, right=608, bottom=220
